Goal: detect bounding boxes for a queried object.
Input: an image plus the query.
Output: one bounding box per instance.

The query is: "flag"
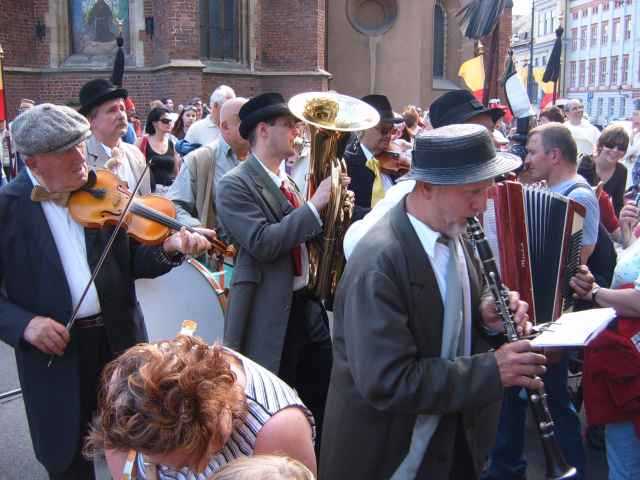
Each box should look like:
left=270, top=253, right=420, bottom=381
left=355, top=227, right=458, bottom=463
left=456, top=0, right=508, bottom=39
left=543, top=27, right=564, bottom=83
left=458, top=55, right=485, bottom=102
left=533, top=68, right=555, bottom=108
left=0, top=50, right=6, bottom=123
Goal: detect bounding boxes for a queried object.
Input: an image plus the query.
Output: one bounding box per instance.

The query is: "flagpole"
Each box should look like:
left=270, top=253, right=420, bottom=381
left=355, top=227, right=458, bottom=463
left=0, top=43, right=14, bottom=181
left=526, top=0, right=536, bottom=103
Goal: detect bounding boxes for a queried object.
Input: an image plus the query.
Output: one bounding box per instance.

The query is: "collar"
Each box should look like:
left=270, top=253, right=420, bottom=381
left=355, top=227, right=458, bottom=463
left=253, top=153, right=287, bottom=188
left=218, top=137, right=233, bottom=157
left=406, top=213, right=443, bottom=259
left=98, top=138, right=122, bottom=157
left=360, top=143, right=375, bottom=161
left=26, top=167, right=40, bottom=188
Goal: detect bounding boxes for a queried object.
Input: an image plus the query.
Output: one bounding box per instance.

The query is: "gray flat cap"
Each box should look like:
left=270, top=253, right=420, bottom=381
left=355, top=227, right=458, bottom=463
left=11, top=103, right=91, bottom=156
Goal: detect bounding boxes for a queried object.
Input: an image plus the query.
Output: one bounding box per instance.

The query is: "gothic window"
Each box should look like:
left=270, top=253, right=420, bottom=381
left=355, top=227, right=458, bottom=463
left=433, top=2, right=446, bottom=78
left=200, top=0, right=241, bottom=61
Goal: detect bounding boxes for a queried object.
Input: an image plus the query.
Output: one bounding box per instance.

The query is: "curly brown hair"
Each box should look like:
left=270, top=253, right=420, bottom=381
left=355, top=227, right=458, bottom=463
left=84, top=337, right=246, bottom=462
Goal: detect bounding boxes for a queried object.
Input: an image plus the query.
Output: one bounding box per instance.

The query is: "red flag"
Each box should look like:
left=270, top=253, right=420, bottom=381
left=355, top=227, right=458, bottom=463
left=0, top=52, right=6, bottom=122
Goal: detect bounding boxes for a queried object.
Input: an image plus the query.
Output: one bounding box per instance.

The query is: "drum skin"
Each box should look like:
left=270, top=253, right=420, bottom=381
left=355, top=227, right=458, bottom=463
left=135, top=258, right=226, bottom=344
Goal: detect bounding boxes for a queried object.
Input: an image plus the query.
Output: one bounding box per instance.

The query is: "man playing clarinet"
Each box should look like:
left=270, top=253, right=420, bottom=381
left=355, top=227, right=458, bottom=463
left=320, top=124, right=593, bottom=479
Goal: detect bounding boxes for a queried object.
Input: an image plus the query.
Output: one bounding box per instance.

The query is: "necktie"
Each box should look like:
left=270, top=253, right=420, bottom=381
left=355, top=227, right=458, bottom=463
left=443, top=236, right=464, bottom=357
left=365, top=157, right=386, bottom=207
left=280, top=181, right=303, bottom=276
left=31, top=186, right=71, bottom=207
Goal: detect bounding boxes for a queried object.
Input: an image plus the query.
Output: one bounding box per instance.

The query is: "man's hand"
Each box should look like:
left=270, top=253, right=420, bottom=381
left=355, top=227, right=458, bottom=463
left=309, top=176, right=333, bottom=210
left=163, top=228, right=212, bottom=257
left=619, top=203, right=639, bottom=231
left=23, top=316, right=70, bottom=356
left=480, top=291, right=530, bottom=337
left=494, top=340, right=547, bottom=389
left=569, top=265, right=595, bottom=300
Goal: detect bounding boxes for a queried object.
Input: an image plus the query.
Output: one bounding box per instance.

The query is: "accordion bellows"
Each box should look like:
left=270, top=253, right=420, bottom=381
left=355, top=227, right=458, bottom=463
left=482, top=181, right=585, bottom=325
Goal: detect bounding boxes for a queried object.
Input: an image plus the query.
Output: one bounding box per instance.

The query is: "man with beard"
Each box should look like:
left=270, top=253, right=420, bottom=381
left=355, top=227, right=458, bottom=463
left=320, top=124, right=553, bottom=479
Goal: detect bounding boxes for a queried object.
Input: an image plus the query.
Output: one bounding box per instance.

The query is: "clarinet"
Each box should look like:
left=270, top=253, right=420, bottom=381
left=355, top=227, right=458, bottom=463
left=466, top=217, right=577, bottom=480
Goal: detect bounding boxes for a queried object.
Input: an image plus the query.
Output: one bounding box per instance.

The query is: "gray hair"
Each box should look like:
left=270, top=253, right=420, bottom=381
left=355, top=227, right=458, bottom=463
left=566, top=99, right=583, bottom=111
left=210, top=85, right=236, bottom=108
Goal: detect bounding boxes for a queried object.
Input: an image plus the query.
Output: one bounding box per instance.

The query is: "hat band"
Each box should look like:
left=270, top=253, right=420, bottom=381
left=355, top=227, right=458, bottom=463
left=437, top=101, right=488, bottom=126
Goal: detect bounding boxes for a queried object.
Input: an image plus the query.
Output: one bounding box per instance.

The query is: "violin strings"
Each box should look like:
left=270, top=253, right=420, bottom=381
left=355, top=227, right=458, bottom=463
left=130, top=202, right=189, bottom=232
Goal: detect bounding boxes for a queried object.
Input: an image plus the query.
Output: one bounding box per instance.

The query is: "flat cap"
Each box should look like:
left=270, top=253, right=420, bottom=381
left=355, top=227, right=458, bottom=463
left=11, top=103, right=91, bottom=156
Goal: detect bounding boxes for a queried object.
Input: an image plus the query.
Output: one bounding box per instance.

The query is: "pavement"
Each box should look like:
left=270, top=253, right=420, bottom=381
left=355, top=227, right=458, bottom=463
left=0, top=340, right=608, bottom=480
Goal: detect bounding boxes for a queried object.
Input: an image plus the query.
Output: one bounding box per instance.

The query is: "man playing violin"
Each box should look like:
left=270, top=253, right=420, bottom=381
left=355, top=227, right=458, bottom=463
left=0, top=103, right=213, bottom=480
left=344, top=94, right=404, bottom=220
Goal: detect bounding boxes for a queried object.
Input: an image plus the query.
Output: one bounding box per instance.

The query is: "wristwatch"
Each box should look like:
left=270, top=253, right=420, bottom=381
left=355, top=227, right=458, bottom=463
left=591, top=286, right=601, bottom=305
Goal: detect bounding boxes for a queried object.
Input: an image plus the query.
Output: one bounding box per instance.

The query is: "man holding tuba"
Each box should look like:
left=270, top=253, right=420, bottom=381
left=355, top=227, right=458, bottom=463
left=216, top=93, right=349, bottom=450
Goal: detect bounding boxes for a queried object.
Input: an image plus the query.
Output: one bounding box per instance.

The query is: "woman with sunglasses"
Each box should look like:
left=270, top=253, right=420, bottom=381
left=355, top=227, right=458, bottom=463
left=172, top=105, right=198, bottom=141
left=139, top=106, right=181, bottom=193
left=578, top=124, right=629, bottom=216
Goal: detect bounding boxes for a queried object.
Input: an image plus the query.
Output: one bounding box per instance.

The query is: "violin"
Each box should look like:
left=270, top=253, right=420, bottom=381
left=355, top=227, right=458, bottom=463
left=67, top=169, right=234, bottom=257
left=378, top=143, right=410, bottom=178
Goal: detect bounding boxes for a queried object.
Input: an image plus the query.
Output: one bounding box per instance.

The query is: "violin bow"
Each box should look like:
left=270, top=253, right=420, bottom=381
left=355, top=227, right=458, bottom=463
left=47, top=160, right=153, bottom=367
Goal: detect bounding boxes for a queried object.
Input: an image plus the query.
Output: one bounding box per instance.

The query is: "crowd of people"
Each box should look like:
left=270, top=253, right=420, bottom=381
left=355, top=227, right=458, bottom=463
left=0, top=78, right=639, bottom=480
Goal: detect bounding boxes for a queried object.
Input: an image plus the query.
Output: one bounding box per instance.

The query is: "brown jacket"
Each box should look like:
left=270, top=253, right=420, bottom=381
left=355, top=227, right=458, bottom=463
left=319, top=198, right=504, bottom=479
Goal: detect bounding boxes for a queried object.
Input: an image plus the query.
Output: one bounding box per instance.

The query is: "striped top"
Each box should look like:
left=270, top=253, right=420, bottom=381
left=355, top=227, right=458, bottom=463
left=135, top=350, right=315, bottom=480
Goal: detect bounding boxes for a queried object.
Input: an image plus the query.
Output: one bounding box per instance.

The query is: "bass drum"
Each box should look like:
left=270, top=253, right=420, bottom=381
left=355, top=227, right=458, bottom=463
left=135, top=258, right=226, bottom=344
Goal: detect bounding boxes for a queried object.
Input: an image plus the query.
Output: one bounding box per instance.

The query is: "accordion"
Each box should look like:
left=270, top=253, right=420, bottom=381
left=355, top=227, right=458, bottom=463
left=482, top=181, right=586, bottom=325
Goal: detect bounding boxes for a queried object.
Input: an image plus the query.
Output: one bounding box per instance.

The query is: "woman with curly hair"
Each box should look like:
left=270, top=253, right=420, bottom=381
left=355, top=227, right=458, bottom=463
left=85, top=336, right=316, bottom=479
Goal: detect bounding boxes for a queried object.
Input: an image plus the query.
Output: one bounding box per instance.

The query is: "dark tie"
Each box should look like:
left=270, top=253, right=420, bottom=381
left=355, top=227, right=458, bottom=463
left=280, top=181, right=303, bottom=276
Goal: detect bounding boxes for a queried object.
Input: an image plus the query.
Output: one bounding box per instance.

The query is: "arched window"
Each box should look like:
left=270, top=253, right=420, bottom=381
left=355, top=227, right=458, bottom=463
left=433, top=1, right=446, bottom=78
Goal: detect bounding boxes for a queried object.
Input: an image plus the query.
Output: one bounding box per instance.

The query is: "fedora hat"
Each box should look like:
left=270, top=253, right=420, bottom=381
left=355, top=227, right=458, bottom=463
left=361, top=94, right=403, bottom=124
left=79, top=78, right=128, bottom=116
left=429, top=90, right=504, bottom=129
left=402, top=124, right=521, bottom=185
left=239, top=92, right=291, bottom=139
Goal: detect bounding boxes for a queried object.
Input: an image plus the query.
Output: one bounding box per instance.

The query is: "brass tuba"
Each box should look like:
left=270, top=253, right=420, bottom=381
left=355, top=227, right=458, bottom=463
left=289, top=92, right=380, bottom=300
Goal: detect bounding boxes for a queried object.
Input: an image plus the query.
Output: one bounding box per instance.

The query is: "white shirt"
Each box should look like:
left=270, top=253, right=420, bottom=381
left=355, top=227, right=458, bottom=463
left=344, top=180, right=416, bottom=258
left=406, top=213, right=472, bottom=356
left=26, top=169, right=101, bottom=317
left=185, top=116, right=221, bottom=146
left=254, top=156, right=322, bottom=291
left=565, top=120, right=600, bottom=157
left=100, top=142, right=138, bottom=193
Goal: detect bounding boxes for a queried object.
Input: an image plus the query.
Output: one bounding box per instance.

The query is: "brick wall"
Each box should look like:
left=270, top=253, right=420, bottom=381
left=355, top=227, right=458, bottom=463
left=0, top=0, right=48, bottom=68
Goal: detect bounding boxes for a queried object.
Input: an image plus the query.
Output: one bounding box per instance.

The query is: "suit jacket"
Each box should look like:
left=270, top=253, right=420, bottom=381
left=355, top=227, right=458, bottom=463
left=0, top=171, right=172, bottom=472
left=344, top=138, right=375, bottom=221
left=85, top=134, right=152, bottom=195
left=215, top=155, right=323, bottom=373
left=319, top=199, right=504, bottom=480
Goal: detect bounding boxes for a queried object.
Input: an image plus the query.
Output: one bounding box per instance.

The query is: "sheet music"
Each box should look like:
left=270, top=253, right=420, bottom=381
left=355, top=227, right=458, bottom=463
left=531, top=308, right=617, bottom=347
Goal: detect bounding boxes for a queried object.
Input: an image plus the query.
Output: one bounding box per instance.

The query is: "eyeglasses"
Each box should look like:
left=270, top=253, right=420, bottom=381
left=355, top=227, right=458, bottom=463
left=159, top=118, right=172, bottom=125
left=602, top=142, right=626, bottom=152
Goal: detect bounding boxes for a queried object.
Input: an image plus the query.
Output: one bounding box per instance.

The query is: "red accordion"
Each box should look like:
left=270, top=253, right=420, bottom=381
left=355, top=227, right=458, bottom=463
left=482, top=181, right=586, bottom=325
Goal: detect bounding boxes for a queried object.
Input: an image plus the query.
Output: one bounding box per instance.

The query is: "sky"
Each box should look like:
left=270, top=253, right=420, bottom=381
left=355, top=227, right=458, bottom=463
left=512, top=0, right=531, bottom=16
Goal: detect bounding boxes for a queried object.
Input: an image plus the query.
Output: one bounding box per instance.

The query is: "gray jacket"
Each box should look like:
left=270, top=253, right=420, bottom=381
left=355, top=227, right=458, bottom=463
left=215, top=155, right=322, bottom=373
left=319, top=198, right=504, bottom=479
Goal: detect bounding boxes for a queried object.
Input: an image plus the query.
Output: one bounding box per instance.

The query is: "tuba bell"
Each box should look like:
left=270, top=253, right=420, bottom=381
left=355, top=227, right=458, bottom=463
left=289, top=92, right=380, bottom=300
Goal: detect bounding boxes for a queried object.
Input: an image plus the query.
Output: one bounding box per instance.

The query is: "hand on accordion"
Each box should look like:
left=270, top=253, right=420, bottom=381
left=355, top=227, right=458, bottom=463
left=569, top=265, right=595, bottom=300
left=480, top=290, right=531, bottom=337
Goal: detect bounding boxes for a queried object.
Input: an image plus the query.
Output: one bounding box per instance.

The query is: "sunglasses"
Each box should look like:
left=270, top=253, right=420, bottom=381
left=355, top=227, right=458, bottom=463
left=602, top=142, right=626, bottom=152
left=158, top=118, right=172, bottom=125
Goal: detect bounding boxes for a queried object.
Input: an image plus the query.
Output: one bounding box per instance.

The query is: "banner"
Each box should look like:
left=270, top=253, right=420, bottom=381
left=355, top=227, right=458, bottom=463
left=0, top=51, right=6, bottom=123
left=533, top=67, right=555, bottom=109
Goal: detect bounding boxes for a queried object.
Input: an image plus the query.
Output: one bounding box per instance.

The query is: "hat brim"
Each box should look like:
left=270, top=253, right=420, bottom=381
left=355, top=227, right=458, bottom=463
left=399, top=151, right=522, bottom=185
left=380, top=113, right=404, bottom=124
left=239, top=103, right=292, bottom=139
left=490, top=107, right=506, bottom=122
left=79, top=87, right=128, bottom=116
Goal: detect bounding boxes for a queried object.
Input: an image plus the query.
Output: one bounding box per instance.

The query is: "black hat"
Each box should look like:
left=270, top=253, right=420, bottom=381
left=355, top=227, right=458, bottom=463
left=239, top=92, right=291, bottom=139
left=429, top=90, right=504, bottom=128
left=79, top=79, right=128, bottom=116
left=402, top=124, right=521, bottom=185
left=361, top=94, right=403, bottom=124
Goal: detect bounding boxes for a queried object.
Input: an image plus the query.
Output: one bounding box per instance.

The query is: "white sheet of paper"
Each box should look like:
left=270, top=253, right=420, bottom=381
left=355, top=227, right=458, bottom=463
left=531, top=308, right=617, bottom=347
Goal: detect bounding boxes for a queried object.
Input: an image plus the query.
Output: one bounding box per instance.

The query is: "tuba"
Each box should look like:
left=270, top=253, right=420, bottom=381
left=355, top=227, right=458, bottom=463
left=289, top=92, right=380, bottom=300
